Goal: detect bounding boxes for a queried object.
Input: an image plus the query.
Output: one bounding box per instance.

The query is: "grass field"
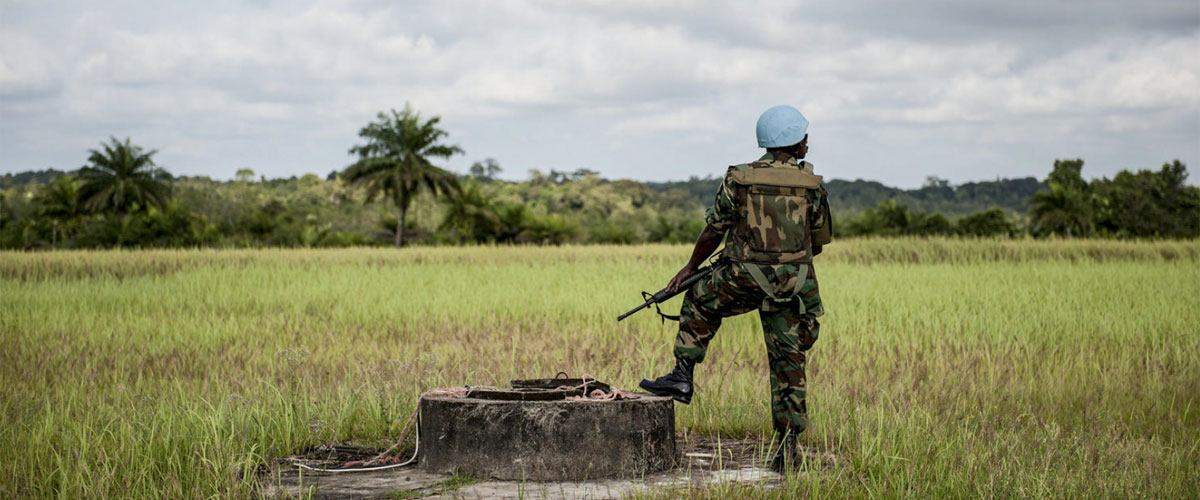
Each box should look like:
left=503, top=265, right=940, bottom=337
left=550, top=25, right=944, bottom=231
left=2, top=238, right=1198, bottom=499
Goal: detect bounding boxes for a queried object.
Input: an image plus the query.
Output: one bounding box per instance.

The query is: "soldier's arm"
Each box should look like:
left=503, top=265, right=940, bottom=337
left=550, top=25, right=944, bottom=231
left=667, top=224, right=723, bottom=292
left=667, top=170, right=736, bottom=292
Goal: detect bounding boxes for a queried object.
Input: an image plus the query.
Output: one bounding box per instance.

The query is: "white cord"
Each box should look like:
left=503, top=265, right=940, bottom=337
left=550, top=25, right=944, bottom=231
left=292, top=424, right=421, bottom=473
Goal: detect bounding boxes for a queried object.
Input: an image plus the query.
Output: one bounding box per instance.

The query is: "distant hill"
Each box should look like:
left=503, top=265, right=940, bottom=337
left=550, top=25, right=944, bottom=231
left=826, top=177, right=1045, bottom=215
left=645, top=175, right=1045, bottom=216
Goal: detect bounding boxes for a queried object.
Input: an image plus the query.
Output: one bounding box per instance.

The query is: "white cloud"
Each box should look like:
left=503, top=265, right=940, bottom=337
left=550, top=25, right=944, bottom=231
left=0, top=32, right=59, bottom=97
left=0, top=0, right=1196, bottom=186
left=608, top=107, right=721, bottom=135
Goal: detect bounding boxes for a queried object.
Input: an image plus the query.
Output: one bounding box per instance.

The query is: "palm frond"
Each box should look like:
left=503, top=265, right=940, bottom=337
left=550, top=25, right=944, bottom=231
left=78, top=137, right=169, bottom=213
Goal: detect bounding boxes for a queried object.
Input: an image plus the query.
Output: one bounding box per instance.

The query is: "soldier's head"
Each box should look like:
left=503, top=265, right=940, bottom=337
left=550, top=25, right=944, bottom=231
left=756, top=105, right=808, bottom=155
left=766, top=135, right=808, bottom=160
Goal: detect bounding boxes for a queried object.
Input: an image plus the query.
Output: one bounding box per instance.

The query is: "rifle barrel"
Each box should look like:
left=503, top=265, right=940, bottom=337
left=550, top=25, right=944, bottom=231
left=616, top=302, right=651, bottom=322
left=615, top=264, right=718, bottom=322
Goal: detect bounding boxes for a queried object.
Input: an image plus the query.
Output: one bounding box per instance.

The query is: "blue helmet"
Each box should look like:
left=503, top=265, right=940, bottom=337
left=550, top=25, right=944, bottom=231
left=755, top=105, right=809, bottom=148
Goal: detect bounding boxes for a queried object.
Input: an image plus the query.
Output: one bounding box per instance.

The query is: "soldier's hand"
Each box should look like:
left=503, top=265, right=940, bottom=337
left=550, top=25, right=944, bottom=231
left=667, top=265, right=698, bottom=293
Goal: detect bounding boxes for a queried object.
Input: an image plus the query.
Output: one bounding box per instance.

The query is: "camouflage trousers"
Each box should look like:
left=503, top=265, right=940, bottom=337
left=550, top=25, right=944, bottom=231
left=673, top=262, right=822, bottom=434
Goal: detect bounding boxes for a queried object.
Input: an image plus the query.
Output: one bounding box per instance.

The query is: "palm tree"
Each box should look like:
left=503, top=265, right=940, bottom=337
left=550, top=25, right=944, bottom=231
left=77, top=137, right=171, bottom=216
left=1029, top=182, right=1093, bottom=237
left=34, top=176, right=86, bottom=246
left=440, top=181, right=500, bottom=242
left=342, top=105, right=463, bottom=246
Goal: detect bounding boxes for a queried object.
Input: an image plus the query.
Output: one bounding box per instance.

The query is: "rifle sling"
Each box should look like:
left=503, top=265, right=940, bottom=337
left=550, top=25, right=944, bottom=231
left=642, top=290, right=681, bottom=323
left=647, top=263, right=726, bottom=323
left=744, top=263, right=804, bottom=305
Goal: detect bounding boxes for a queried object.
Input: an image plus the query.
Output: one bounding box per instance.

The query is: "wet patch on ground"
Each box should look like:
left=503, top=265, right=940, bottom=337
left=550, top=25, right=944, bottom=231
left=263, top=436, right=836, bottom=499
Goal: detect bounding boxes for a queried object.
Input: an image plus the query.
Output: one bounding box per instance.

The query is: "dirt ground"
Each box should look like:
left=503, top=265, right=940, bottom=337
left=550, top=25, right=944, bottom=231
left=263, top=435, right=836, bottom=499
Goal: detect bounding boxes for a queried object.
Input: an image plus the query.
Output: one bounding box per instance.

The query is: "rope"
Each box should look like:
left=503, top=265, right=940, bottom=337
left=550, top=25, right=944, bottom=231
left=553, top=374, right=598, bottom=393
left=293, top=437, right=419, bottom=473
left=291, top=386, right=469, bottom=474
left=289, top=379, right=635, bottom=473
left=558, top=375, right=640, bottom=402
left=565, top=388, right=639, bottom=401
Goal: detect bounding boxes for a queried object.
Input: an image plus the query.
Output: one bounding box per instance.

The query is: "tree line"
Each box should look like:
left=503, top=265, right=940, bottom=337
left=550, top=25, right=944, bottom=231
left=1, top=107, right=1196, bottom=250
left=831, top=158, right=1198, bottom=239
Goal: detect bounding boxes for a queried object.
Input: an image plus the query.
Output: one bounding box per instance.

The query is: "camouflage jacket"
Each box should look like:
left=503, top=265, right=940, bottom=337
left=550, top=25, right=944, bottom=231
left=705, top=151, right=832, bottom=298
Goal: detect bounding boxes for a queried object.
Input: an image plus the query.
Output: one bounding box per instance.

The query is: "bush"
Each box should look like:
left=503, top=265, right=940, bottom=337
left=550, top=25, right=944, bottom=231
left=956, top=208, right=1017, bottom=237
left=647, top=215, right=705, bottom=243
left=588, top=222, right=639, bottom=244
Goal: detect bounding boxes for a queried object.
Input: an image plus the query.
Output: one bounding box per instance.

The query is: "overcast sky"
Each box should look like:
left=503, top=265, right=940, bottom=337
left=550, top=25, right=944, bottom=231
left=1, top=0, right=1197, bottom=187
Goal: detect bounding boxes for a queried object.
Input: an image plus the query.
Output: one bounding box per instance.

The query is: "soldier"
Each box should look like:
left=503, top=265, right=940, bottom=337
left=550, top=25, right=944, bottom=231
left=639, top=104, right=832, bottom=472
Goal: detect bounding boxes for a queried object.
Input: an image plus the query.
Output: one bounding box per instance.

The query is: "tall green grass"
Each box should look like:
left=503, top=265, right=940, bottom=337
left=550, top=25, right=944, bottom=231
left=1, top=239, right=1197, bottom=498
left=3, top=237, right=1196, bottom=282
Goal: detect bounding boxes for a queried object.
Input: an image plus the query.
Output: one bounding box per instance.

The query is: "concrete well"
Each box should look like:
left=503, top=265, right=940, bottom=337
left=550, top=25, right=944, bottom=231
left=418, top=391, right=676, bottom=480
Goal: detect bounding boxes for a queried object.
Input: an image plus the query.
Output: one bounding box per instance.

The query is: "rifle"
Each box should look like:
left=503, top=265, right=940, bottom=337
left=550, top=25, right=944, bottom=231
left=617, top=263, right=720, bottom=322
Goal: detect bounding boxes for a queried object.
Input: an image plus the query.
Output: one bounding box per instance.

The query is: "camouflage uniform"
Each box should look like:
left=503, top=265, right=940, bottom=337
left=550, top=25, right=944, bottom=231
left=673, top=150, right=831, bottom=434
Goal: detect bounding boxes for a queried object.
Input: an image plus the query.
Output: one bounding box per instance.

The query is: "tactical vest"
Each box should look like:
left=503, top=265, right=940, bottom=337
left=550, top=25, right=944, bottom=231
left=722, top=160, right=824, bottom=264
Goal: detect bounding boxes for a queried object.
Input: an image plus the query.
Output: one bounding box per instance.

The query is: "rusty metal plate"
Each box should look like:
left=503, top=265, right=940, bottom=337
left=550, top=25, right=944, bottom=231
left=465, top=388, right=567, bottom=401
left=461, top=378, right=614, bottom=401
left=510, top=378, right=611, bottom=393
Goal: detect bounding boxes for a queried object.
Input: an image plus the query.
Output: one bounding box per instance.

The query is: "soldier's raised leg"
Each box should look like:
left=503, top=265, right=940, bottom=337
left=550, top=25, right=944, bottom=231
left=641, top=265, right=761, bottom=403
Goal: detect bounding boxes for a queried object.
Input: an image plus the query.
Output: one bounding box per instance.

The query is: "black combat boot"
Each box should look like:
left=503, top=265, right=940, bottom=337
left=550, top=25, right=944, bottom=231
left=638, top=357, right=695, bottom=404
left=770, top=430, right=798, bottom=473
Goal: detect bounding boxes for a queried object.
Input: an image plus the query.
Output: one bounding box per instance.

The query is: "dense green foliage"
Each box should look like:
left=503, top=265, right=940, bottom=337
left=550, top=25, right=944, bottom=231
left=647, top=175, right=1046, bottom=217
left=1025, top=158, right=1200, bottom=238
left=1090, top=160, right=1199, bottom=238
left=2, top=120, right=1196, bottom=249
left=835, top=158, right=1197, bottom=239
left=2, top=242, right=1196, bottom=499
